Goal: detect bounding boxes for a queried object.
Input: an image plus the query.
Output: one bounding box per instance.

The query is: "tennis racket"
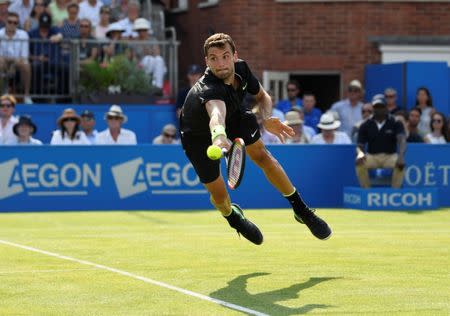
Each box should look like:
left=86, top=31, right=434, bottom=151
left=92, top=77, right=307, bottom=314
left=208, top=138, right=246, bottom=190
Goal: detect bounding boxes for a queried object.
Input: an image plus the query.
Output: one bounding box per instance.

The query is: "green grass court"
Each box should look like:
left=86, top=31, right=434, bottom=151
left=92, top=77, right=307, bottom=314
left=0, top=209, right=449, bottom=315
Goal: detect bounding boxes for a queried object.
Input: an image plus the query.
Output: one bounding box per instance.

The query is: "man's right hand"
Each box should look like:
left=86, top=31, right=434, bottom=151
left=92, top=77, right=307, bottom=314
left=212, top=134, right=231, bottom=152
left=355, top=152, right=366, bottom=165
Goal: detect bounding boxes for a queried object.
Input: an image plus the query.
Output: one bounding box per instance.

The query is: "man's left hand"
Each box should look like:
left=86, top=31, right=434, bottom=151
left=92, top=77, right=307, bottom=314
left=396, top=156, right=405, bottom=170
left=263, top=117, right=295, bottom=143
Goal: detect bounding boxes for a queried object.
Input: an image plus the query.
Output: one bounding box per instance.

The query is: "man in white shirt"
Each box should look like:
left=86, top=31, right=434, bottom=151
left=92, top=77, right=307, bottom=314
left=118, top=0, right=141, bottom=38
left=78, top=0, right=103, bottom=27
left=80, top=110, right=98, bottom=144
left=96, top=104, right=137, bottom=145
left=7, top=115, right=42, bottom=145
left=311, top=112, right=352, bottom=144
left=0, top=94, right=18, bottom=144
left=0, top=12, right=32, bottom=103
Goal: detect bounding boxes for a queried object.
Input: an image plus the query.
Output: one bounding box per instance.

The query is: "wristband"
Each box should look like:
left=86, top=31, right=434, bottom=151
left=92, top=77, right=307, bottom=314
left=211, top=125, right=226, bottom=142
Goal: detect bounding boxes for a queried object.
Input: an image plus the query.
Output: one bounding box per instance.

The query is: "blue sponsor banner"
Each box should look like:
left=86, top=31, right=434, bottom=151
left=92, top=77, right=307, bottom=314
left=343, top=187, right=439, bottom=210
left=0, top=144, right=448, bottom=212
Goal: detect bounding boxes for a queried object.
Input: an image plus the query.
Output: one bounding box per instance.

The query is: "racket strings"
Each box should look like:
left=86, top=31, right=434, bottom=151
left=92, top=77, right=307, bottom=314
left=228, top=144, right=243, bottom=186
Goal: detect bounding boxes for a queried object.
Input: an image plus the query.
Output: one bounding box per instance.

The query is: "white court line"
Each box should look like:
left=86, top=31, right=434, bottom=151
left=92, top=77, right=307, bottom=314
left=0, top=239, right=268, bottom=316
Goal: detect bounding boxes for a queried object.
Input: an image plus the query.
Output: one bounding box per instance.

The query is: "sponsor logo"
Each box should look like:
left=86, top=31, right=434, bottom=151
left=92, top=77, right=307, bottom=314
left=111, top=157, right=204, bottom=199
left=367, top=192, right=434, bottom=208
left=0, top=159, right=101, bottom=200
left=343, top=193, right=361, bottom=205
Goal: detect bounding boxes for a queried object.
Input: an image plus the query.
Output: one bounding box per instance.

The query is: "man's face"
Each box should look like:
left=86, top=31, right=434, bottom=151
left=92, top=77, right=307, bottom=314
left=0, top=3, right=9, bottom=20
left=408, top=110, right=420, bottom=127
left=384, top=92, right=397, bottom=106
left=287, top=84, right=299, bottom=101
left=348, top=86, right=362, bottom=102
left=81, top=116, right=95, bottom=131
left=5, top=15, right=19, bottom=33
left=17, top=124, right=32, bottom=138
left=128, top=4, right=139, bottom=21
left=107, top=116, right=123, bottom=129
left=205, top=43, right=237, bottom=81
left=373, top=105, right=388, bottom=118
left=80, top=21, right=91, bottom=37
left=67, top=6, right=79, bottom=21
left=0, top=100, right=14, bottom=119
left=361, top=103, right=373, bottom=120
left=302, top=95, right=315, bottom=111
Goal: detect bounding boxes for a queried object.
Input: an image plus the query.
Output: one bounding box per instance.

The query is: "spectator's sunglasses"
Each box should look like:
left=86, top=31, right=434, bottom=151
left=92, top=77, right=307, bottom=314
left=0, top=103, right=13, bottom=108
left=348, top=88, right=360, bottom=93
left=107, top=116, right=122, bottom=121
left=287, top=87, right=297, bottom=92
left=362, top=109, right=373, bottom=114
left=7, top=19, right=18, bottom=25
left=80, top=24, right=91, bottom=28
left=63, top=118, right=78, bottom=123
left=163, top=133, right=176, bottom=138
left=432, top=119, right=443, bottom=123
left=385, top=94, right=396, bottom=98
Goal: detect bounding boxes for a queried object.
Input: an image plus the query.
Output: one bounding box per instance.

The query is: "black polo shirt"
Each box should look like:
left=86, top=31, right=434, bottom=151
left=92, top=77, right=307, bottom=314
left=358, top=116, right=405, bottom=154
left=180, top=59, right=260, bottom=136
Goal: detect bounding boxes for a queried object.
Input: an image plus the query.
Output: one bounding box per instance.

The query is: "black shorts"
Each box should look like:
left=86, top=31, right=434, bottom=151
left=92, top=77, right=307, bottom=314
left=181, top=110, right=261, bottom=184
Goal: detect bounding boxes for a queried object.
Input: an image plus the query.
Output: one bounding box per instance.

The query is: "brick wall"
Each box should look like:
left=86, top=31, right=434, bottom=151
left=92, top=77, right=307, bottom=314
left=167, top=1, right=449, bottom=91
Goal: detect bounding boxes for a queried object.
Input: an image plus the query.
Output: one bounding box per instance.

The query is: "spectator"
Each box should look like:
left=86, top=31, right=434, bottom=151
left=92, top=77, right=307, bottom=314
left=330, top=79, right=364, bottom=137
left=48, top=0, right=68, bottom=27
left=80, top=110, right=98, bottom=144
left=78, top=0, right=103, bottom=27
left=96, top=104, right=137, bottom=144
left=284, top=110, right=309, bottom=144
left=424, top=112, right=448, bottom=144
left=0, top=94, right=18, bottom=144
left=355, top=95, right=406, bottom=188
left=7, top=115, right=42, bottom=145
left=61, top=2, right=80, bottom=39
left=110, top=0, right=128, bottom=22
left=302, top=92, right=322, bottom=132
left=406, top=108, right=424, bottom=143
left=351, top=102, right=373, bottom=143
left=268, top=90, right=285, bottom=122
left=94, top=5, right=110, bottom=39
left=78, top=19, right=98, bottom=64
left=311, top=112, right=351, bottom=144
left=50, top=108, right=90, bottom=145
left=393, top=110, right=409, bottom=140
left=101, top=22, right=125, bottom=62
left=118, top=0, right=140, bottom=38
left=175, top=64, right=203, bottom=117
left=8, top=0, right=33, bottom=28
left=252, top=107, right=281, bottom=144
left=29, top=12, right=66, bottom=94
left=415, top=86, right=435, bottom=136
left=0, top=0, right=10, bottom=29
left=23, top=0, right=47, bottom=32
left=276, top=80, right=302, bottom=113
left=290, top=106, right=315, bottom=140
left=0, top=12, right=32, bottom=103
left=131, top=17, right=166, bottom=89
left=153, top=124, right=179, bottom=144
left=384, top=87, right=401, bottom=114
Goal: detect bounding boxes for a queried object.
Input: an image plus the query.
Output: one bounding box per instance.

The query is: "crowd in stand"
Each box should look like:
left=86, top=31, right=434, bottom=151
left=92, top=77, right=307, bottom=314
left=0, top=0, right=167, bottom=101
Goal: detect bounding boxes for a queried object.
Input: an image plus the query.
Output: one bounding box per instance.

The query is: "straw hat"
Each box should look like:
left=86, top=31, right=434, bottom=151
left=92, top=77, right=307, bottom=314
left=57, top=108, right=81, bottom=126
left=104, top=104, right=127, bottom=123
left=284, top=111, right=303, bottom=126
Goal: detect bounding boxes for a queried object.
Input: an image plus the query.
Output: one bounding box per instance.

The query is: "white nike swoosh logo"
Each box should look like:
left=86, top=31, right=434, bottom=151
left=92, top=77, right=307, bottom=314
left=242, top=82, right=247, bottom=90
left=251, top=129, right=258, bottom=137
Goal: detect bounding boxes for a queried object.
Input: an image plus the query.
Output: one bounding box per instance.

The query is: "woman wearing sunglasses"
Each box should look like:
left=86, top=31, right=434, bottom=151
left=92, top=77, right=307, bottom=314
left=50, top=108, right=90, bottom=145
left=424, top=112, right=449, bottom=144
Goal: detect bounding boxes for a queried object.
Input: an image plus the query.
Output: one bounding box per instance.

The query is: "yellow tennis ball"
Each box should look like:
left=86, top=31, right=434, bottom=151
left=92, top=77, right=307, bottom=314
left=207, top=145, right=222, bottom=160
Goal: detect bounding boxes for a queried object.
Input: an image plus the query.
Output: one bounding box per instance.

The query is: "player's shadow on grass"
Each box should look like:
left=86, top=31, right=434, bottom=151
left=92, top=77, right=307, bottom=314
left=210, top=272, right=338, bottom=315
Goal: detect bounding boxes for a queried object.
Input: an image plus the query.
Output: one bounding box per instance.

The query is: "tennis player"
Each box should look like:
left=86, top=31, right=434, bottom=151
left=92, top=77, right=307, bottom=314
left=180, top=33, right=332, bottom=244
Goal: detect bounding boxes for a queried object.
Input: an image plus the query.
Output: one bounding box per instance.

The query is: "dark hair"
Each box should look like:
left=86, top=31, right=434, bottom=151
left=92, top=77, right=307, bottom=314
left=394, top=110, right=408, bottom=121
left=287, top=80, right=300, bottom=89
left=302, top=91, right=315, bottom=97
left=409, top=107, right=422, bottom=116
left=8, top=11, right=20, bottom=20
left=415, top=86, right=433, bottom=107
left=430, top=112, right=449, bottom=142
left=61, top=120, right=80, bottom=140
left=204, top=33, right=236, bottom=56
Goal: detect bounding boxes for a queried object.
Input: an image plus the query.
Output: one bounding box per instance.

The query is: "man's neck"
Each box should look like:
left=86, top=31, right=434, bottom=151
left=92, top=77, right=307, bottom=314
left=349, top=99, right=359, bottom=107
left=18, top=136, right=30, bottom=143
left=6, top=29, right=16, bottom=37
left=387, top=104, right=396, bottom=111
left=1, top=116, right=11, bottom=126
left=110, top=128, right=121, bottom=140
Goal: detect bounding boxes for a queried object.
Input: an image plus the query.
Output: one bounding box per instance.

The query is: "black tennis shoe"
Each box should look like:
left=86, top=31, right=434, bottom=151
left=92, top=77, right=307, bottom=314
left=294, top=208, right=332, bottom=240
left=225, top=203, right=263, bottom=245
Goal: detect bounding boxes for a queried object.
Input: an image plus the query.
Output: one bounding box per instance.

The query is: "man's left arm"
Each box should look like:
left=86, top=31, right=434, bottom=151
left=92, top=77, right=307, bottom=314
left=254, top=83, right=294, bottom=143
left=396, top=126, right=407, bottom=170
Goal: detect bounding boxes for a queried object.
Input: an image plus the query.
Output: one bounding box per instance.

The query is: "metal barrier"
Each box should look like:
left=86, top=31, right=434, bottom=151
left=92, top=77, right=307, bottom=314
left=0, top=37, right=179, bottom=103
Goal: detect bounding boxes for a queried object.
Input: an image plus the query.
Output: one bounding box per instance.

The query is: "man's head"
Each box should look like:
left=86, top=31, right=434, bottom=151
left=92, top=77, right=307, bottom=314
left=80, top=110, right=95, bottom=133
left=384, top=87, right=397, bottom=106
left=361, top=102, right=373, bottom=120
left=371, top=94, right=388, bottom=120
left=39, top=12, right=52, bottom=29
left=5, top=12, right=19, bottom=33
left=79, top=18, right=92, bottom=37
left=0, top=0, right=10, bottom=19
left=133, top=18, right=150, bottom=40
left=105, top=104, right=127, bottom=130
left=347, top=79, right=363, bottom=102
left=284, top=110, right=304, bottom=135
left=127, top=0, right=140, bottom=21
left=187, top=64, right=203, bottom=86
left=0, top=94, right=16, bottom=119
left=286, top=80, right=300, bottom=101
left=67, top=2, right=79, bottom=21
left=302, top=92, right=316, bottom=112
left=407, top=108, right=421, bottom=128
left=160, top=124, right=177, bottom=144
left=317, top=112, right=341, bottom=136
left=204, top=33, right=238, bottom=82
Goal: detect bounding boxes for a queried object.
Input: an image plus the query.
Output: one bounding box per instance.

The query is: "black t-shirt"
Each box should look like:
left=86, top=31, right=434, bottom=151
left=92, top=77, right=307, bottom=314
left=407, top=132, right=424, bottom=143
left=180, top=59, right=260, bottom=135
left=358, top=116, right=405, bottom=154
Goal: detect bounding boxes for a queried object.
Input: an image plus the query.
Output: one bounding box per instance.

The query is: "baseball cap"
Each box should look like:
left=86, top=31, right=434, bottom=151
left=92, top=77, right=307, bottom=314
left=39, top=12, right=52, bottom=27
left=187, top=64, right=203, bottom=75
left=371, top=94, right=386, bottom=107
left=81, top=110, right=95, bottom=118
left=348, top=79, right=363, bottom=90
